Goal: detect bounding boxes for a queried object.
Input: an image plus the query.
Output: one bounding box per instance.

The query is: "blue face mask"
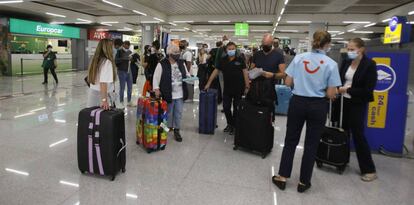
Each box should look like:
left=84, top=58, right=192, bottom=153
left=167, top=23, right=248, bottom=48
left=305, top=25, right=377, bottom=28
left=347, top=51, right=358, bottom=60
left=227, top=50, right=236, bottom=57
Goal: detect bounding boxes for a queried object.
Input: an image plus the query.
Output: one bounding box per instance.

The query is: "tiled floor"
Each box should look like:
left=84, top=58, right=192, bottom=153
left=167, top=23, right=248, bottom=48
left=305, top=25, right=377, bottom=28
left=0, top=71, right=413, bottom=205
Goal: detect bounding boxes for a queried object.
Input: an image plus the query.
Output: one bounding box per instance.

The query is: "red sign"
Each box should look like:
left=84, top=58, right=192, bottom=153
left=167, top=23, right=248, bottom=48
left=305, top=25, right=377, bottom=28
left=88, top=29, right=108, bottom=40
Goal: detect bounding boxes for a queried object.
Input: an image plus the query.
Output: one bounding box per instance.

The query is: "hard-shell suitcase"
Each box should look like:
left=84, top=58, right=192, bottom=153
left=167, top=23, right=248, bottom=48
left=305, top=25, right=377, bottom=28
left=77, top=107, right=126, bottom=181
left=315, top=96, right=349, bottom=174
left=234, top=99, right=274, bottom=159
left=136, top=97, right=168, bottom=153
left=199, top=89, right=218, bottom=134
left=275, top=84, right=293, bottom=115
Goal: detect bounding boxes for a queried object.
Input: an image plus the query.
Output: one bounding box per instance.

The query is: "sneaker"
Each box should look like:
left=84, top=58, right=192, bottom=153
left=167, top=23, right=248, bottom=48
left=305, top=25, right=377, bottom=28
left=223, top=125, right=232, bottom=132
left=118, top=102, right=125, bottom=109
left=174, top=129, right=183, bottom=142
left=42, top=82, right=48, bottom=85
left=127, top=102, right=134, bottom=107
left=361, top=173, right=377, bottom=182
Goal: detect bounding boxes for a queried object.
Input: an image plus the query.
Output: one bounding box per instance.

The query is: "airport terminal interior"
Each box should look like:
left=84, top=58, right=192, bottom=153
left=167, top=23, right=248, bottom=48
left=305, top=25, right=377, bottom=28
left=0, top=0, right=414, bottom=204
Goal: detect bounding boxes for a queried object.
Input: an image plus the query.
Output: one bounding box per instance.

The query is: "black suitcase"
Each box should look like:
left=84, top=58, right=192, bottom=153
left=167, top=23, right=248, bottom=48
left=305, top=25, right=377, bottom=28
left=315, top=96, right=349, bottom=174
left=77, top=107, right=126, bottom=180
left=234, top=99, right=274, bottom=159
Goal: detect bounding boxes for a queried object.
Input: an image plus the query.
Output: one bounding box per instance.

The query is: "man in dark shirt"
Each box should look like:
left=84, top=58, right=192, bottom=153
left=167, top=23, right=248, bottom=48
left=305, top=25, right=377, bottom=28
left=252, top=34, right=286, bottom=81
left=273, top=37, right=284, bottom=55
left=205, top=42, right=250, bottom=135
left=115, top=41, right=133, bottom=107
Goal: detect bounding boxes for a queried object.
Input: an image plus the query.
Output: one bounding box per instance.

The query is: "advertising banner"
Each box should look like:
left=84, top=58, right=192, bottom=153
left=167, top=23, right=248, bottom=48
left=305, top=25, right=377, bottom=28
left=383, top=16, right=411, bottom=44
left=122, top=34, right=141, bottom=44
left=365, top=52, right=410, bottom=153
left=10, top=18, right=80, bottom=39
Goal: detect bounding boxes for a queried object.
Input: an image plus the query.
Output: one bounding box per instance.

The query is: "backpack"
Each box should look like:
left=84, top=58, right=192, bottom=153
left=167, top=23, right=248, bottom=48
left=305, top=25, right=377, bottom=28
left=246, top=76, right=277, bottom=108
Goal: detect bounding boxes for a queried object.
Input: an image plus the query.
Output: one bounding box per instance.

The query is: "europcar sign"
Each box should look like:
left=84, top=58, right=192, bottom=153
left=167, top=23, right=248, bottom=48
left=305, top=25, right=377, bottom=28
left=9, top=18, right=80, bottom=39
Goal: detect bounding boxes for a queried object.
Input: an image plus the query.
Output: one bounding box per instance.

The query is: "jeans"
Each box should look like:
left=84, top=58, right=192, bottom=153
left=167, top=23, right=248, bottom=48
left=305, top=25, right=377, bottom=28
left=343, top=98, right=376, bottom=174
left=118, top=70, right=132, bottom=103
left=223, top=92, right=242, bottom=126
left=167, top=98, right=184, bottom=129
left=278, top=95, right=328, bottom=184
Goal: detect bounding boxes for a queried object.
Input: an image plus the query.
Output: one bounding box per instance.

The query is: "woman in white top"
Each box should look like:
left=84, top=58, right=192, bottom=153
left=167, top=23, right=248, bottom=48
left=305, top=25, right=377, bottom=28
left=86, top=39, right=117, bottom=110
left=153, top=45, right=190, bottom=142
left=337, top=38, right=377, bottom=181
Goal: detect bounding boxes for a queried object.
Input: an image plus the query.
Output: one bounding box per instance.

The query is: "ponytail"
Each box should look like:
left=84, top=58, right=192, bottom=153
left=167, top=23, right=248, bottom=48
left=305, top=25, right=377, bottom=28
left=312, top=30, right=331, bottom=50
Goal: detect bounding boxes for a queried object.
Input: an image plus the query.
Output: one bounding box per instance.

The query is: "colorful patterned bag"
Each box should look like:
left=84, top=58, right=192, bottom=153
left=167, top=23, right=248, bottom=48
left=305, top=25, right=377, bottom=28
left=136, top=97, right=168, bottom=153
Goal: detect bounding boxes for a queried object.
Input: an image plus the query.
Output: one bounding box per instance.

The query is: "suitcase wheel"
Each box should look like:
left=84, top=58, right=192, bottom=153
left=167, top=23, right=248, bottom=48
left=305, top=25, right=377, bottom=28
left=111, top=175, right=116, bottom=181
left=316, top=162, right=323, bottom=168
left=261, top=153, right=267, bottom=159
left=136, top=141, right=140, bottom=145
left=337, top=166, right=346, bottom=174
left=160, top=146, right=165, bottom=150
left=233, top=146, right=238, bottom=151
left=146, top=149, right=152, bottom=154
left=122, top=168, right=126, bottom=173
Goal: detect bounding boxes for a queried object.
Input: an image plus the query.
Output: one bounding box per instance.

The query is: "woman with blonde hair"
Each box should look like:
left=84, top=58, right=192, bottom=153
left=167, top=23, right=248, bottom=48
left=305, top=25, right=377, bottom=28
left=86, top=39, right=117, bottom=110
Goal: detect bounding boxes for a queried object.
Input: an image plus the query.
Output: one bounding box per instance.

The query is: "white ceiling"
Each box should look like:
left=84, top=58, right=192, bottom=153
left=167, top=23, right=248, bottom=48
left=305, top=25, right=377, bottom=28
left=1, top=0, right=413, bottom=44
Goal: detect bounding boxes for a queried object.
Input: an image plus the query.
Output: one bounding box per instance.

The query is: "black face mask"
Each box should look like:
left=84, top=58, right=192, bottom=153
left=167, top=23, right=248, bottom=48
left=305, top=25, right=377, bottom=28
left=170, top=54, right=181, bottom=61
left=262, top=45, right=272, bottom=52
left=179, top=45, right=185, bottom=50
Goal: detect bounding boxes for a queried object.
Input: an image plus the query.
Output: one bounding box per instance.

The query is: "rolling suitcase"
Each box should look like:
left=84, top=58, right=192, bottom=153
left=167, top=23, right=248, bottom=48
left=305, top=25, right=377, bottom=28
left=77, top=107, right=126, bottom=181
left=136, top=97, right=168, bottom=153
left=275, top=84, right=293, bottom=115
left=199, top=89, right=218, bottom=134
left=315, top=96, right=349, bottom=174
left=234, top=99, right=274, bottom=159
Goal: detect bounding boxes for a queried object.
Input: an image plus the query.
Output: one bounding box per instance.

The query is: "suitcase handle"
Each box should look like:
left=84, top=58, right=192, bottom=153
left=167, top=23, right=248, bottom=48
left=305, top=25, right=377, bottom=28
left=328, top=94, right=344, bottom=129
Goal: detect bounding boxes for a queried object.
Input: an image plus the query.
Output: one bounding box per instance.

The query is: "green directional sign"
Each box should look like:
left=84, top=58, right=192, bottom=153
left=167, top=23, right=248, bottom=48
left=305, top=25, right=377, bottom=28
left=235, top=23, right=249, bottom=36
left=9, top=18, right=80, bottom=39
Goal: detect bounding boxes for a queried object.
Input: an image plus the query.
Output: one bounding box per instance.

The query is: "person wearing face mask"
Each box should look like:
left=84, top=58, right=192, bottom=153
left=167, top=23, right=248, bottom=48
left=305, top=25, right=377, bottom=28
left=251, top=34, right=286, bottom=82
left=113, top=38, right=123, bottom=59
left=204, top=42, right=250, bottom=135
left=214, top=36, right=230, bottom=112
left=273, top=37, right=284, bottom=55
left=41, top=45, right=58, bottom=84
left=179, top=40, right=194, bottom=102
left=153, top=44, right=190, bottom=142
left=142, top=41, right=162, bottom=97
left=337, top=38, right=377, bottom=182
left=272, top=30, right=341, bottom=193
left=115, top=41, right=133, bottom=107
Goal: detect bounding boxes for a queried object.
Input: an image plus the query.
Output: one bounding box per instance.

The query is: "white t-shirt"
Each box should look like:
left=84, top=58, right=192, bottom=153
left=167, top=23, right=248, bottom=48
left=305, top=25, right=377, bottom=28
left=153, top=62, right=189, bottom=100
left=344, top=66, right=356, bottom=99
left=181, top=50, right=192, bottom=62
left=90, top=59, right=114, bottom=92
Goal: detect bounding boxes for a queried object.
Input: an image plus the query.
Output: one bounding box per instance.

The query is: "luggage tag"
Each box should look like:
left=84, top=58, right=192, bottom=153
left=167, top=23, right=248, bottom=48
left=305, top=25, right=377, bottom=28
left=160, top=122, right=170, bottom=132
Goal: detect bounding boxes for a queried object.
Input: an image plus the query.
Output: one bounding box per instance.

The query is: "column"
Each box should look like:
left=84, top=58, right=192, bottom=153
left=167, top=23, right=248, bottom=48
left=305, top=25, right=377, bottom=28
left=141, top=24, right=154, bottom=53
left=290, top=38, right=299, bottom=49
left=308, top=23, right=327, bottom=51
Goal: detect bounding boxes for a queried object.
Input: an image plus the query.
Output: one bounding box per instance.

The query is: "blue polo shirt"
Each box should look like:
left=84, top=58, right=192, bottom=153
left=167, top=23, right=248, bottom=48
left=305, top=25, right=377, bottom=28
left=286, top=50, right=341, bottom=98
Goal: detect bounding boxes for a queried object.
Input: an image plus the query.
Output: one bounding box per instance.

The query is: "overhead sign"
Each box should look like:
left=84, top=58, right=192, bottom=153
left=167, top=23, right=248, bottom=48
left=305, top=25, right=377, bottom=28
left=280, top=39, right=291, bottom=45
left=122, top=34, right=141, bottom=44
left=383, top=16, right=411, bottom=44
left=365, top=52, right=410, bottom=153
left=88, top=30, right=122, bottom=40
left=235, top=23, right=249, bottom=36
left=10, top=18, right=80, bottom=39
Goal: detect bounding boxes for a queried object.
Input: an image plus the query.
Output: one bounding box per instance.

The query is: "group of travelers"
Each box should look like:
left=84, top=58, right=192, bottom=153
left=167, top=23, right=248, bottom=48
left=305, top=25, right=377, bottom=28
left=84, top=29, right=378, bottom=193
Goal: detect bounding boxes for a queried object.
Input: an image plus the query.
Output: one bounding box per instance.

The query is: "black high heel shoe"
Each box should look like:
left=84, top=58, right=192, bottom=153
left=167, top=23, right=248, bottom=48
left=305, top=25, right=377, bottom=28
left=297, top=182, right=311, bottom=193
left=272, top=176, right=286, bottom=190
